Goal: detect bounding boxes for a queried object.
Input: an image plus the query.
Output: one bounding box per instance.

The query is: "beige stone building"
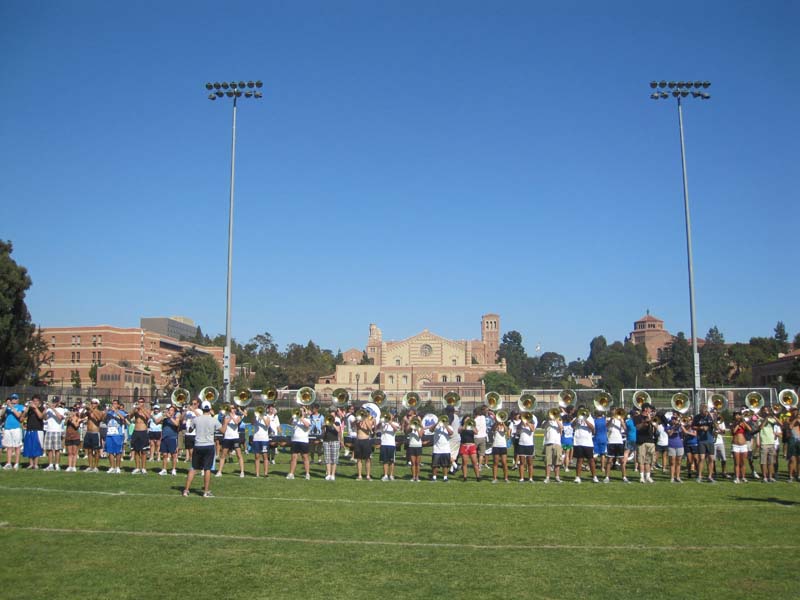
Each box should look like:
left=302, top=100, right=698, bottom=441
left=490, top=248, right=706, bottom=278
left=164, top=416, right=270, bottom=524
left=316, top=314, right=506, bottom=403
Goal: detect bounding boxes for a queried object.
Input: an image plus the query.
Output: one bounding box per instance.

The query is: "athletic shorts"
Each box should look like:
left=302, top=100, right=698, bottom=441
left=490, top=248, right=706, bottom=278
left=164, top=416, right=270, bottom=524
left=83, top=432, right=101, bottom=450
left=668, top=447, right=685, bottom=457
left=492, top=447, right=508, bottom=456
left=291, top=441, right=309, bottom=455
left=593, top=441, right=608, bottom=456
left=148, top=432, right=161, bottom=441
left=222, top=438, right=240, bottom=451
left=656, top=444, right=668, bottom=454
left=2, top=428, right=22, bottom=448
left=380, top=445, right=396, bottom=464
left=323, top=441, right=340, bottom=464
left=353, top=439, right=373, bottom=460
left=184, top=435, right=196, bottom=450
left=562, top=442, right=573, bottom=450
left=625, top=440, right=637, bottom=453
left=105, top=435, right=124, bottom=455
left=732, top=444, right=748, bottom=454
left=573, top=445, right=593, bottom=460
left=516, top=445, right=534, bottom=457
left=65, top=438, right=80, bottom=447
left=192, top=445, right=215, bottom=471
left=432, top=452, right=450, bottom=467
left=544, top=444, right=561, bottom=467
left=474, top=437, right=487, bottom=456
left=459, top=443, right=477, bottom=457
left=251, top=441, right=270, bottom=454
left=607, top=443, right=624, bottom=459
left=696, top=441, right=715, bottom=456
left=131, top=430, right=149, bottom=452
left=787, top=438, right=800, bottom=459
left=407, top=446, right=422, bottom=457
left=43, top=431, right=63, bottom=451
left=637, top=443, right=656, bottom=466
left=160, top=437, right=178, bottom=455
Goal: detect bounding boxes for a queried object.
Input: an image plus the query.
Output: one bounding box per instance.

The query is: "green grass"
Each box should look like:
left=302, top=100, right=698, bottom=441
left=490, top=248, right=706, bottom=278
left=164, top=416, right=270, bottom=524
left=1, top=449, right=798, bottom=600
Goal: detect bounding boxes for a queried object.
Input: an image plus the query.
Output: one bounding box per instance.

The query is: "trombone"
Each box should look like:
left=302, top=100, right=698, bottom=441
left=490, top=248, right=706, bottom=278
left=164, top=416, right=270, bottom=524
left=483, top=391, right=502, bottom=411
left=443, top=391, right=461, bottom=410
left=518, top=393, right=536, bottom=412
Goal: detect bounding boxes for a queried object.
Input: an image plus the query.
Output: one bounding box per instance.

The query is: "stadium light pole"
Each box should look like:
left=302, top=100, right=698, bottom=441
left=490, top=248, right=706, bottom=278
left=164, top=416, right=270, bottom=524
left=205, top=80, right=263, bottom=405
left=649, top=80, right=711, bottom=409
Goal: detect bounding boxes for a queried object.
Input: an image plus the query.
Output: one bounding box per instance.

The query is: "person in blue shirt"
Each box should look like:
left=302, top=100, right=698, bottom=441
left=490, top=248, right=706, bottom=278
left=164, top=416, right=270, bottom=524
left=309, top=404, right=325, bottom=465
left=159, top=405, right=181, bottom=476
left=593, top=410, right=608, bottom=475
left=561, top=409, right=574, bottom=472
left=3, top=394, right=25, bottom=470
left=624, top=409, right=639, bottom=473
left=105, top=400, right=127, bottom=474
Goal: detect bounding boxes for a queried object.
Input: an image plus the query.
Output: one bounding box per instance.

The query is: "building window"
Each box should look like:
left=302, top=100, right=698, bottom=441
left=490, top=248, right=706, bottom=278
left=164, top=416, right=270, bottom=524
left=51, top=336, right=56, bottom=347
left=71, top=352, right=75, bottom=363
left=92, top=352, right=96, bottom=362
left=395, top=358, right=401, bottom=366
left=388, top=375, right=394, bottom=385
left=77, top=336, right=81, bottom=345
left=456, top=375, right=462, bottom=382
left=97, top=352, right=101, bottom=363
left=441, top=375, right=448, bottom=383
left=402, top=375, right=408, bottom=384
left=98, top=335, right=102, bottom=346
left=76, top=352, right=80, bottom=363
left=452, top=358, right=457, bottom=366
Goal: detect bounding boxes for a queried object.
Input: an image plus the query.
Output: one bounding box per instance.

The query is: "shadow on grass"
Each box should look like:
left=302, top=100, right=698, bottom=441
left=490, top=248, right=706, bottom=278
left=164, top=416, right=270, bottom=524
left=731, top=496, right=799, bottom=507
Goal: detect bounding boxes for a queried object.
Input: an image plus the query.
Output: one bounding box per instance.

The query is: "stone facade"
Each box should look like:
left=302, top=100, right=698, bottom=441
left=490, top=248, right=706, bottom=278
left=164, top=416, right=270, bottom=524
left=627, top=311, right=704, bottom=362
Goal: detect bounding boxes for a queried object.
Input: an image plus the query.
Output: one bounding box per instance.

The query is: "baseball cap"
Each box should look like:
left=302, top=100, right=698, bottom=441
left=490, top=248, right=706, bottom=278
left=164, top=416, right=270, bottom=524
left=91, top=398, right=100, bottom=405
left=201, top=401, right=212, bottom=411
left=153, top=404, right=160, bottom=409
left=10, top=393, right=19, bottom=400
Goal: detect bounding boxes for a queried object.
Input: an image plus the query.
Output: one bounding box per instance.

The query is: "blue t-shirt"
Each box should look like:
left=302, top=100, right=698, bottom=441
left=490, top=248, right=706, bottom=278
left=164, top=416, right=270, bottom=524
left=161, top=415, right=180, bottom=440
left=4, top=404, right=24, bottom=429
left=561, top=418, right=574, bottom=445
left=106, top=410, right=127, bottom=438
left=594, top=416, right=608, bottom=443
left=625, top=417, right=637, bottom=443
left=693, top=414, right=714, bottom=443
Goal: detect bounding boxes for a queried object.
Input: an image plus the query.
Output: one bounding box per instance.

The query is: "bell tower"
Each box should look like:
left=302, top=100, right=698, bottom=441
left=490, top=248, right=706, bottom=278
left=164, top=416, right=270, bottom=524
left=481, top=314, right=500, bottom=364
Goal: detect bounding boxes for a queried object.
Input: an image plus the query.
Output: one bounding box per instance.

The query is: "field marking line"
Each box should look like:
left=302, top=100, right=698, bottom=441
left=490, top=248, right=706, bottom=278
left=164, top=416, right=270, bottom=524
left=0, top=484, right=791, bottom=511
left=1, top=523, right=798, bottom=552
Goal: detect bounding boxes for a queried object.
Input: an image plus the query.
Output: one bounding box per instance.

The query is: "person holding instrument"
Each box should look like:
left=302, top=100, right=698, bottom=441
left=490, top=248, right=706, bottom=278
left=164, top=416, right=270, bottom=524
left=105, top=399, right=127, bottom=474
left=83, top=399, right=106, bottom=473
left=693, top=404, right=716, bottom=483
left=130, top=398, right=151, bottom=474
left=287, top=406, right=312, bottom=480
left=183, top=400, right=229, bottom=497
left=405, top=411, right=423, bottom=482
left=322, top=411, right=341, bottom=481
left=21, top=395, right=45, bottom=470
left=491, top=414, right=509, bottom=483
left=353, top=409, right=374, bottom=480
left=731, top=411, right=751, bottom=483
left=634, top=404, right=657, bottom=483
left=428, top=416, right=453, bottom=482
left=251, top=408, right=272, bottom=478
left=458, top=415, right=481, bottom=482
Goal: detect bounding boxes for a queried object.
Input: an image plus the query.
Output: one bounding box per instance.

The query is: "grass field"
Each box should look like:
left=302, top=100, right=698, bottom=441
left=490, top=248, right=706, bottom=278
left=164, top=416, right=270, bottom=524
left=1, top=447, right=798, bottom=600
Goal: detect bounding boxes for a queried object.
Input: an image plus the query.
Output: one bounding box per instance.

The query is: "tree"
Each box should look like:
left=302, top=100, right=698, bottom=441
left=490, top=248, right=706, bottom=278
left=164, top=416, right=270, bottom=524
left=28, top=327, right=54, bottom=386
left=537, top=352, right=567, bottom=378
left=794, top=332, right=800, bottom=350
left=88, top=363, right=98, bottom=385
left=592, top=340, right=649, bottom=397
left=785, top=358, right=800, bottom=387
left=662, top=332, right=693, bottom=387
left=0, top=241, right=38, bottom=386
left=774, top=321, right=789, bottom=353
left=700, top=325, right=728, bottom=386
left=497, top=331, right=527, bottom=384
left=583, top=336, right=608, bottom=376
left=482, top=371, right=520, bottom=395
left=165, top=347, right=223, bottom=392
left=358, top=351, right=373, bottom=365
left=71, top=370, right=82, bottom=390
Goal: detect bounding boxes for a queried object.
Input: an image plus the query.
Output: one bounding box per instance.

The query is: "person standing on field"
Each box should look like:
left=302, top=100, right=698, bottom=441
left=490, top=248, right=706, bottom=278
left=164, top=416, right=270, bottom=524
left=183, top=401, right=228, bottom=497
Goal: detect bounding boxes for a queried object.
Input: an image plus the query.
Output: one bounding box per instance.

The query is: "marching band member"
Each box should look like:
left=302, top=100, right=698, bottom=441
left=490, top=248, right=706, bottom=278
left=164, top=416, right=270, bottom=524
left=252, top=407, right=272, bottom=478
left=561, top=408, right=574, bottom=472
left=405, top=410, right=423, bottom=482
left=624, top=408, right=638, bottom=474
left=183, top=398, right=201, bottom=464
left=516, top=412, right=537, bottom=483
left=473, top=406, right=488, bottom=471
left=267, top=404, right=280, bottom=464
left=592, top=409, right=608, bottom=479
left=130, top=398, right=151, bottom=474
left=43, top=397, right=66, bottom=471
left=744, top=410, right=760, bottom=479
left=287, top=406, right=312, bottom=480
left=379, top=412, right=400, bottom=481
left=693, top=404, right=716, bottom=483
left=446, top=405, right=461, bottom=474
left=105, top=400, right=127, bottom=474
left=731, top=412, right=751, bottom=483
left=2, top=393, right=25, bottom=470
left=182, top=400, right=229, bottom=498
left=309, top=404, right=325, bottom=465
left=682, top=416, right=698, bottom=480
left=83, top=399, right=106, bottom=473
left=572, top=407, right=598, bottom=484
left=542, top=410, right=563, bottom=484
left=322, top=410, right=342, bottom=481
left=604, top=410, right=627, bottom=483
left=756, top=407, right=778, bottom=483
left=458, top=414, right=481, bottom=482
left=158, top=404, right=181, bottom=476
left=634, top=404, right=657, bottom=483
left=787, top=409, right=800, bottom=482
left=343, top=405, right=357, bottom=460
left=712, top=414, right=729, bottom=479
left=64, top=406, right=84, bottom=472
left=666, top=413, right=687, bottom=483
left=428, top=415, right=453, bottom=482
left=217, top=406, right=245, bottom=478
left=353, top=409, right=374, bottom=480
left=655, top=415, right=668, bottom=473
left=21, top=395, right=45, bottom=469
left=490, top=415, right=509, bottom=483
left=147, top=405, right=163, bottom=462
left=508, top=410, right=521, bottom=472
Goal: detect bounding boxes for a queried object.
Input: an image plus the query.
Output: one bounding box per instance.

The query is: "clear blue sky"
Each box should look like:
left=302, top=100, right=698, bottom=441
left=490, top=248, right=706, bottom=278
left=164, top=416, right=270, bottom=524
left=2, top=1, right=798, bottom=363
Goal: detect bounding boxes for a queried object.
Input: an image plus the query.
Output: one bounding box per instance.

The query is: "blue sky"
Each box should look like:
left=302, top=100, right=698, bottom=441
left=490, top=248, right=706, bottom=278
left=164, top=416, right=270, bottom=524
left=2, top=1, right=798, bottom=363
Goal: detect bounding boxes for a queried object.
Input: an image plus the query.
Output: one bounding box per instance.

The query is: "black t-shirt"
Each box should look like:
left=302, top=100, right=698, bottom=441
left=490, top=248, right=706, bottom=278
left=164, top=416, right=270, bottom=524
left=461, top=429, right=475, bottom=444
left=692, top=414, right=714, bottom=443
left=26, top=409, right=44, bottom=431
left=322, top=423, right=339, bottom=443
left=634, top=415, right=656, bottom=444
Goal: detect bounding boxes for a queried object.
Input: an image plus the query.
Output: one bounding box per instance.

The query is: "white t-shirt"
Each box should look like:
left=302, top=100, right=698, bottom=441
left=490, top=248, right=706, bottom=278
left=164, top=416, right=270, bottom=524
left=656, top=424, right=668, bottom=446
left=44, top=407, right=66, bottom=433
left=714, top=422, right=726, bottom=445
left=379, top=422, right=398, bottom=447
left=252, top=415, right=270, bottom=442
left=184, top=409, right=198, bottom=436
left=543, top=419, right=561, bottom=445
left=518, top=419, right=537, bottom=447
left=407, top=427, right=422, bottom=448
left=492, top=428, right=507, bottom=448
left=474, top=415, right=487, bottom=439
left=573, top=415, right=595, bottom=448
left=607, top=417, right=625, bottom=444
left=346, top=414, right=357, bottom=438
left=432, top=424, right=451, bottom=453
left=268, top=414, right=281, bottom=436
left=291, top=417, right=310, bottom=443
left=223, top=412, right=241, bottom=440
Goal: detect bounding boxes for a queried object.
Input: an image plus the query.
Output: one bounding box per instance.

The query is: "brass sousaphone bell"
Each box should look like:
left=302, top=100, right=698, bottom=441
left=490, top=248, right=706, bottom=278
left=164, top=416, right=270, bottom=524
left=296, top=386, right=316, bottom=406
left=745, top=391, right=764, bottom=411
left=171, top=388, right=190, bottom=408
left=370, top=389, right=387, bottom=407
left=558, top=389, right=576, bottom=409
left=593, top=392, right=612, bottom=412
left=778, top=389, right=799, bottom=410
left=234, top=388, right=252, bottom=408
left=443, top=391, right=461, bottom=410
left=332, top=388, right=350, bottom=407
left=199, top=386, right=219, bottom=404
left=518, top=393, right=536, bottom=412
left=484, top=391, right=502, bottom=411
left=671, top=392, right=690, bottom=414
left=632, top=390, right=651, bottom=410
left=708, top=393, right=727, bottom=412
left=402, top=391, right=421, bottom=411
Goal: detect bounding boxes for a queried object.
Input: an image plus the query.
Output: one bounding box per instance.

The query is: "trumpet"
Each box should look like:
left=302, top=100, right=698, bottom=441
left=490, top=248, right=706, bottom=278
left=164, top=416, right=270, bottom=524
left=254, top=406, right=265, bottom=417
left=443, top=391, right=461, bottom=410
left=292, top=408, right=303, bottom=419
left=370, top=390, right=387, bottom=407
left=518, top=393, right=536, bottom=412
left=356, top=409, right=369, bottom=421
left=671, top=392, right=690, bottom=414
left=324, top=414, right=335, bottom=426
left=381, top=413, right=393, bottom=423
left=171, top=388, right=190, bottom=408
left=612, top=407, right=627, bottom=420
left=402, top=392, right=421, bottom=410
left=632, top=390, right=650, bottom=409
left=484, top=391, right=502, bottom=411
left=558, top=390, right=576, bottom=409
left=708, top=393, right=727, bottom=412
left=234, top=389, right=252, bottom=408
left=217, top=403, right=231, bottom=414
left=296, top=387, right=316, bottom=406
left=576, top=407, right=590, bottom=422
left=745, top=391, right=764, bottom=411
left=199, top=386, right=219, bottom=404
left=593, top=392, right=612, bottom=412
left=332, top=388, right=350, bottom=407
left=778, top=389, right=799, bottom=410
left=463, top=416, right=475, bottom=430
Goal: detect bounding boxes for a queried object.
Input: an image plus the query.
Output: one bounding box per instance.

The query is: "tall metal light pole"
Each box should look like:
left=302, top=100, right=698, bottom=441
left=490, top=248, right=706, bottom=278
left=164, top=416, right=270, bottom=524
left=205, top=80, right=263, bottom=405
left=650, top=80, right=711, bottom=408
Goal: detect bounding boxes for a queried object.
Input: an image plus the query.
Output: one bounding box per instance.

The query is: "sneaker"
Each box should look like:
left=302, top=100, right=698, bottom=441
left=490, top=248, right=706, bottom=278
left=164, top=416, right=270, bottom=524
left=676, top=478, right=683, bottom=483
left=640, top=477, right=646, bottom=484
left=159, top=469, right=168, bottom=476
left=741, top=478, right=748, bottom=483
left=324, top=475, right=331, bottom=481
left=622, top=476, right=630, bottom=483
left=603, top=477, right=610, bottom=484
left=55, top=465, right=61, bottom=471
left=2, top=464, right=11, bottom=470
left=592, top=476, right=600, bottom=483
left=390, top=475, right=395, bottom=481
left=696, top=477, right=703, bottom=483
left=131, top=468, right=141, bottom=475
left=304, top=474, right=310, bottom=480
left=574, top=477, right=581, bottom=484
left=356, top=476, right=363, bottom=480
left=365, top=476, right=371, bottom=481
left=519, top=478, right=525, bottom=483
left=431, top=475, right=437, bottom=481
left=734, top=478, right=740, bottom=484
left=182, top=490, right=189, bottom=497
left=44, top=465, right=54, bottom=472
left=504, top=478, right=509, bottom=483
left=141, top=469, right=147, bottom=475
left=564, top=468, right=570, bottom=472
left=286, top=473, right=295, bottom=480
left=171, top=469, right=177, bottom=476
left=330, top=475, right=335, bottom=481
left=381, top=475, right=389, bottom=481
left=240, top=472, right=245, bottom=479
left=646, top=476, right=654, bottom=483
left=555, top=477, right=562, bottom=483
left=543, top=477, right=550, bottom=484
left=708, top=478, right=716, bottom=484
left=270, top=459, right=276, bottom=465
left=203, top=491, right=214, bottom=498
left=528, top=478, right=534, bottom=483
left=753, top=472, right=760, bottom=479
left=492, top=479, right=498, bottom=484
left=215, top=472, right=223, bottom=478
left=443, top=476, right=448, bottom=482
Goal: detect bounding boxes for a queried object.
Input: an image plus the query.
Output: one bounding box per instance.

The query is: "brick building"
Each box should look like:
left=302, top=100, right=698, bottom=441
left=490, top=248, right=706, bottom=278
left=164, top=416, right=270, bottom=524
left=627, top=311, right=705, bottom=362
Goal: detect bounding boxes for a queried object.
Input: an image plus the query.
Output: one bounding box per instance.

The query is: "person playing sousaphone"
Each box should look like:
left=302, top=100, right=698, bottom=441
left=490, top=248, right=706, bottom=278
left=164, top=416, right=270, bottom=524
left=287, top=406, right=312, bottom=480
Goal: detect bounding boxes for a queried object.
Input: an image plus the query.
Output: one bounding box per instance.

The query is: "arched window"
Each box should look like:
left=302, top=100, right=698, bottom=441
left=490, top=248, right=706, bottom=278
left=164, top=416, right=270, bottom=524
left=441, top=375, right=448, bottom=383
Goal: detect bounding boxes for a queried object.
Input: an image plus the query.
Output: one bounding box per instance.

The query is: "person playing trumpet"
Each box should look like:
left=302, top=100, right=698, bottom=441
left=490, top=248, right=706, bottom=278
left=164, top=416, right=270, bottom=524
left=21, top=395, right=45, bottom=470
left=634, top=404, right=657, bottom=483
left=83, top=399, right=106, bottom=473
left=217, top=406, right=245, bottom=478
left=604, top=409, right=627, bottom=483
left=428, top=415, right=454, bottom=482
left=287, top=406, right=312, bottom=480
left=516, top=412, right=537, bottom=483
left=572, top=407, right=598, bottom=484
left=692, top=404, right=716, bottom=483
left=158, top=404, right=181, bottom=477
left=104, top=399, right=127, bottom=474
left=490, top=414, right=509, bottom=483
